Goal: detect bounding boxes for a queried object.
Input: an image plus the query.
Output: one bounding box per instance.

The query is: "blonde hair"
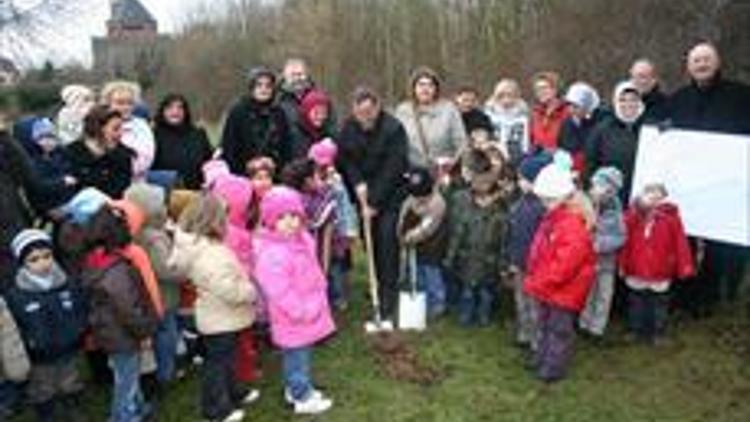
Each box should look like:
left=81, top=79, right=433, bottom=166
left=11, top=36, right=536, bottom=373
left=100, top=80, right=142, bottom=105
left=489, top=78, right=522, bottom=103
left=178, top=193, right=227, bottom=241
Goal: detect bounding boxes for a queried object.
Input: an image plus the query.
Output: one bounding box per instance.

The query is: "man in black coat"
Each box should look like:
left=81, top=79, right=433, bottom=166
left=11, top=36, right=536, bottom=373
left=221, top=67, right=291, bottom=176
left=337, top=87, right=409, bottom=319
left=667, top=41, right=750, bottom=315
left=629, top=58, right=669, bottom=123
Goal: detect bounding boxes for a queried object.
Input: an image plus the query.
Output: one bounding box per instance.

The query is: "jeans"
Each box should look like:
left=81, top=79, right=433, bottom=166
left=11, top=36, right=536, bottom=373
left=416, top=261, right=446, bottom=318
left=153, top=309, right=179, bottom=383
left=201, top=332, right=247, bottom=420
left=328, top=257, right=350, bottom=309
left=511, top=270, right=538, bottom=348
left=282, top=347, right=313, bottom=401
left=535, top=302, right=577, bottom=382
left=0, top=380, right=23, bottom=416
left=628, top=288, right=670, bottom=341
left=579, top=263, right=617, bottom=336
left=458, top=282, right=496, bottom=326
left=108, top=352, right=147, bottom=422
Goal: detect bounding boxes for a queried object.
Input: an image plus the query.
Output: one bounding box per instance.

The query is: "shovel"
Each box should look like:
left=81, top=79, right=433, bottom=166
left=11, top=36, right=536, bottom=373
left=398, top=247, right=427, bottom=331
left=361, top=205, right=394, bottom=333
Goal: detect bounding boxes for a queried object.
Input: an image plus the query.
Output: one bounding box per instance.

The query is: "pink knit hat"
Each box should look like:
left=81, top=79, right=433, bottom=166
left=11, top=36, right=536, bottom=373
left=202, top=159, right=231, bottom=189
left=260, top=186, right=306, bottom=228
left=308, top=138, right=338, bottom=167
left=210, top=174, right=253, bottom=227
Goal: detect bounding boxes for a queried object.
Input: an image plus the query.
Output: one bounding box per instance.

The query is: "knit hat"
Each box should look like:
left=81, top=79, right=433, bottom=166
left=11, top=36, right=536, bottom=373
left=405, top=167, right=434, bottom=197
left=202, top=159, right=231, bottom=189
left=564, top=82, right=601, bottom=115
left=463, top=109, right=494, bottom=136
left=260, top=186, right=306, bottom=229
left=518, top=152, right=554, bottom=182
left=59, top=187, right=111, bottom=224
left=11, top=229, right=53, bottom=263
left=308, top=138, right=338, bottom=167
left=247, top=66, right=277, bottom=89
left=210, top=173, right=254, bottom=228
left=31, top=118, right=57, bottom=143
left=533, top=164, right=576, bottom=199
left=591, top=167, right=624, bottom=192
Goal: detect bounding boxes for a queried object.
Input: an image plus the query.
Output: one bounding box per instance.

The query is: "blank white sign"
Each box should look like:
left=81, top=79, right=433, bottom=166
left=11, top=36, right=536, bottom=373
left=631, top=126, right=750, bottom=246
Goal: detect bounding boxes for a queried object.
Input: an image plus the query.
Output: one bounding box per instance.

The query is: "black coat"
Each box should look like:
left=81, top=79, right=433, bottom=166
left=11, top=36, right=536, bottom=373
left=337, top=112, right=409, bottom=211
left=667, top=77, right=750, bottom=135
left=221, top=97, right=291, bottom=175
left=153, top=124, right=213, bottom=189
left=641, top=85, right=668, bottom=123
left=64, top=141, right=133, bottom=199
left=585, top=116, right=642, bottom=203
left=278, top=88, right=338, bottom=161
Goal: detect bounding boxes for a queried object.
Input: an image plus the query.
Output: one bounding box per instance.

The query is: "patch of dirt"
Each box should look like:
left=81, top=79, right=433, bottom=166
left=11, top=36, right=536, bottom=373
left=368, top=333, right=447, bottom=387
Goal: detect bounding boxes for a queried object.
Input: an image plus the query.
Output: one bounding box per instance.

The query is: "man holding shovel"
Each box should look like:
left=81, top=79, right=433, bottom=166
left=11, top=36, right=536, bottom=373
left=338, top=87, right=410, bottom=325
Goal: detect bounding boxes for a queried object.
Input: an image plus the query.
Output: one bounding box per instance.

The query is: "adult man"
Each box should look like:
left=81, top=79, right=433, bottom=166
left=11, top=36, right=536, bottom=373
left=629, top=58, right=668, bottom=122
left=668, top=41, right=750, bottom=315
left=277, top=58, right=336, bottom=160
left=337, top=87, right=409, bottom=319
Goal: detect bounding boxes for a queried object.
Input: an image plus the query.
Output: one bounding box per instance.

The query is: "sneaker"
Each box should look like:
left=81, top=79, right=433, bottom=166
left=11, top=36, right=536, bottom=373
left=284, top=388, right=324, bottom=404
left=220, top=409, right=246, bottom=422
left=292, top=393, right=333, bottom=415
left=241, top=389, right=261, bottom=405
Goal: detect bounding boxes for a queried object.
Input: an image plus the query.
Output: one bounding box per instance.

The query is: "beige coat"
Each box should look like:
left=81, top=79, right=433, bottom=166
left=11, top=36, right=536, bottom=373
left=169, top=231, right=257, bottom=335
left=0, top=297, right=29, bottom=382
left=394, top=99, right=467, bottom=167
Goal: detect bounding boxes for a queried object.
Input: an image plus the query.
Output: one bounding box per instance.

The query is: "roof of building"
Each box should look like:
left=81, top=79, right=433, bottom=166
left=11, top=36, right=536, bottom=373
left=110, top=0, right=157, bottom=26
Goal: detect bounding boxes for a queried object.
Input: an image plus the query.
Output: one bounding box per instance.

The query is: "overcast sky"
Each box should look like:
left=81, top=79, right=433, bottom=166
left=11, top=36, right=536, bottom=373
left=11, top=0, right=231, bottom=67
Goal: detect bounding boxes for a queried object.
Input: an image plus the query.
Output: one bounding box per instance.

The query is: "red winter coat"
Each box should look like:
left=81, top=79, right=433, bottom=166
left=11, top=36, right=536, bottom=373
left=619, top=203, right=695, bottom=282
left=530, top=99, right=570, bottom=150
left=524, top=205, right=596, bottom=312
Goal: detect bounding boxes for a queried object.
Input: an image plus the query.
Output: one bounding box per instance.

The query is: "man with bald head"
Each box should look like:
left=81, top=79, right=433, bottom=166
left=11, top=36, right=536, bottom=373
left=629, top=58, right=667, bottom=122
left=667, top=41, right=750, bottom=316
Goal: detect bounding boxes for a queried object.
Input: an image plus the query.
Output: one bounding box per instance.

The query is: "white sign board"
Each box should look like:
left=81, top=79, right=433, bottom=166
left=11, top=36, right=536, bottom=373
left=632, top=126, right=750, bottom=246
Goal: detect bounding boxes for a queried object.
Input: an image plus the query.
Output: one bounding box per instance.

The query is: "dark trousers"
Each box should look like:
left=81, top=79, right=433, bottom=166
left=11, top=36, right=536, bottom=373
left=628, top=289, right=670, bottom=341
left=535, top=302, right=577, bottom=382
left=201, top=331, right=247, bottom=420
left=370, top=207, right=401, bottom=318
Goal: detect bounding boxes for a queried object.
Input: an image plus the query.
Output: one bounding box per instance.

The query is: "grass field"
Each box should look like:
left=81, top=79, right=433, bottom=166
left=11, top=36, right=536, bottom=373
left=10, top=255, right=750, bottom=422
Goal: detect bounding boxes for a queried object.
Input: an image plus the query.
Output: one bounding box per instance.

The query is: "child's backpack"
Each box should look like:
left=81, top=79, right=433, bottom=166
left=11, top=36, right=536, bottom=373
left=5, top=282, right=87, bottom=363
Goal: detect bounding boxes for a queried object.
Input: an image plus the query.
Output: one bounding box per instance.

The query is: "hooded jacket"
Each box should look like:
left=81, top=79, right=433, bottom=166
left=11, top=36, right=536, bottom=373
left=253, top=187, right=336, bottom=348
left=5, top=263, right=86, bottom=363
left=209, top=172, right=255, bottom=276
left=619, top=202, right=695, bottom=281
left=120, top=116, right=155, bottom=180
left=398, top=192, right=448, bottom=263
left=524, top=204, right=596, bottom=312
left=169, top=230, right=256, bottom=335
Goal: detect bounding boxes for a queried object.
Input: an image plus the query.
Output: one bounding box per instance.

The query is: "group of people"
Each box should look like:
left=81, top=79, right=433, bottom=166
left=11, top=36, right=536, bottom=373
left=0, top=39, right=748, bottom=421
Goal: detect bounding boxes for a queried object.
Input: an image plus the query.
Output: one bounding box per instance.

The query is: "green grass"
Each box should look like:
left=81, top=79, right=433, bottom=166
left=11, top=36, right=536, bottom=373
left=11, top=257, right=750, bottom=421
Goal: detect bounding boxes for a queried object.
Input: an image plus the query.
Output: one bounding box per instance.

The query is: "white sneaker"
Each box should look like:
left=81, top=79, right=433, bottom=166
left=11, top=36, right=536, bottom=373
left=293, top=393, right=333, bottom=415
left=284, top=388, right=324, bottom=404
left=241, top=389, right=261, bottom=405
left=221, top=408, right=246, bottom=422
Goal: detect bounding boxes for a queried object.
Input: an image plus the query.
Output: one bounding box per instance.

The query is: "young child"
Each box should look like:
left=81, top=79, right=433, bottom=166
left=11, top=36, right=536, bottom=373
left=169, top=194, right=258, bottom=422
left=125, top=182, right=184, bottom=391
left=507, top=153, right=552, bottom=348
left=445, top=148, right=509, bottom=327
left=246, top=156, right=277, bottom=231
left=5, top=229, right=87, bottom=420
left=524, top=164, right=596, bottom=383
left=0, top=294, right=30, bottom=419
left=83, top=204, right=161, bottom=422
left=579, top=167, right=627, bottom=338
left=398, top=167, right=449, bottom=319
left=254, top=186, right=336, bottom=415
left=619, top=183, right=694, bottom=345
left=308, top=139, right=359, bottom=310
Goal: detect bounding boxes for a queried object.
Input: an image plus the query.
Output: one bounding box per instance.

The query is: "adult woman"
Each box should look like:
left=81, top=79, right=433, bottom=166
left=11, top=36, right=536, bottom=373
left=221, top=67, right=291, bottom=175
left=100, top=81, right=155, bottom=180
left=394, top=67, right=466, bottom=169
left=65, top=105, right=133, bottom=198
left=484, top=78, right=530, bottom=166
left=530, top=71, right=570, bottom=150
left=152, top=94, right=213, bottom=190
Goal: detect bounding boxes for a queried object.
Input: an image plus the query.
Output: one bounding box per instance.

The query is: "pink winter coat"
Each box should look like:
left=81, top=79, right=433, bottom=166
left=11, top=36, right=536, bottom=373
left=254, top=187, right=336, bottom=349
left=209, top=167, right=255, bottom=275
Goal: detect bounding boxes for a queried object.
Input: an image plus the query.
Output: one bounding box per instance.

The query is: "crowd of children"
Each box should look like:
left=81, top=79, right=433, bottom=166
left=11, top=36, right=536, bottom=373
left=6, top=48, right=737, bottom=421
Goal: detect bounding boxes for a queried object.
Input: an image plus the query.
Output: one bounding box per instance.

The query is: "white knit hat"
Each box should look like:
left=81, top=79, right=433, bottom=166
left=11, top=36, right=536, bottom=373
left=565, top=82, right=600, bottom=115
left=533, top=164, right=576, bottom=199
left=11, top=229, right=52, bottom=261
